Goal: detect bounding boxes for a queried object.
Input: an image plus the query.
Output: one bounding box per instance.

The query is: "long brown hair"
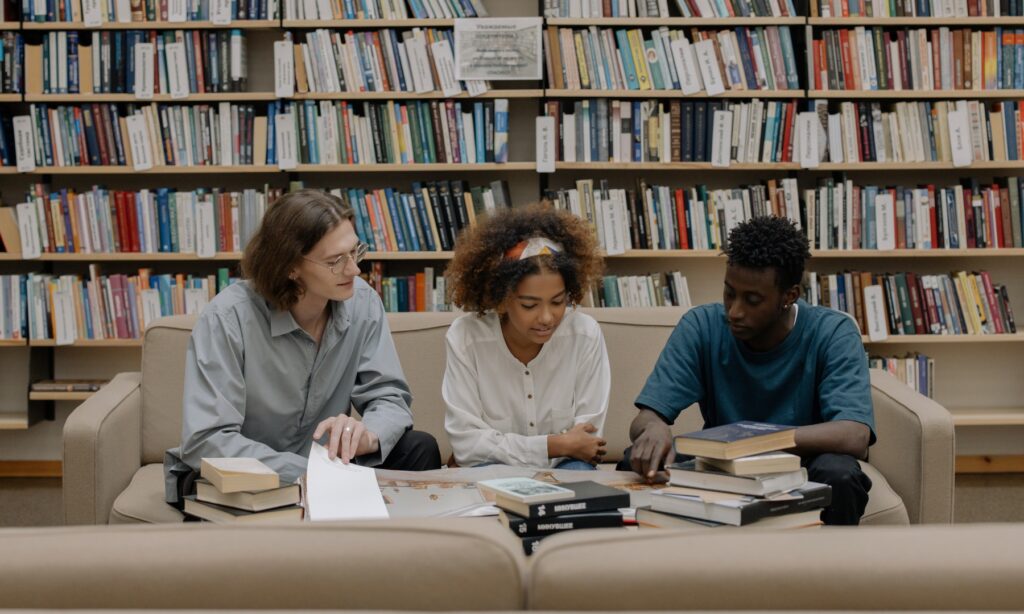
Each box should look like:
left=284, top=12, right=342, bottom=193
left=241, top=189, right=355, bottom=311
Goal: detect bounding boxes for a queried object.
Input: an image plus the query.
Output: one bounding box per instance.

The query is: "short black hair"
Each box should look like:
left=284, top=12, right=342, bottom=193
left=724, top=217, right=811, bottom=290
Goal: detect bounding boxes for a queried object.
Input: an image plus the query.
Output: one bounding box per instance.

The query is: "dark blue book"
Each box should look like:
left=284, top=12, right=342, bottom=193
left=410, top=183, right=435, bottom=251
left=674, top=421, right=796, bottom=460
left=382, top=187, right=409, bottom=252
left=157, top=189, right=171, bottom=252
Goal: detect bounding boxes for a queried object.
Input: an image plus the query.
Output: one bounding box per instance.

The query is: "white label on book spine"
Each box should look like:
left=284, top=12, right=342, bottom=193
left=430, top=39, right=462, bottom=97
left=210, top=0, right=232, bottom=24
left=134, top=43, right=154, bottom=99
left=165, top=43, right=190, bottom=99
left=670, top=37, right=702, bottom=95
left=141, top=289, right=162, bottom=330
left=167, top=0, right=187, bottom=21
left=196, top=198, right=216, bottom=258
left=185, top=288, right=208, bottom=315
left=219, top=102, right=233, bottom=166
left=13, top=116, right=36, bottom=173
left=875, top=193, right=895, bottom=250
left=827, top=113, right=843, bottom=163
left=464, top=79, right=488, bottom=96
left=711, top=110, right=732, bottom=168
left=126, top=114, right=153, bottom=171
left=82, top=0, right=102, bottom=26
left=536, top=115, right=555, bottom=173
left=693, top=40, right=724, bottom=96
left=797, top=112, right=819, bottom=168
left=863, top=284, right=888, bottom=341
left=275, top=113, right=298, bottom=170
left=15, top=202, right=41, bottom=259
left=948, top=107, right=972, bottom=167
left=115, top=0, right=131, bottom=21
left=274, top=41, right=295, bottom=98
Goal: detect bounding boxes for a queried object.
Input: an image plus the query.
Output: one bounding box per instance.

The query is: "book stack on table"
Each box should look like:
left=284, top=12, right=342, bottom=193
left=183, top=458, right=303, bottom=524
left=640, top=421, right=830, bottom=530
left=479, top=478, right=631, bottom=555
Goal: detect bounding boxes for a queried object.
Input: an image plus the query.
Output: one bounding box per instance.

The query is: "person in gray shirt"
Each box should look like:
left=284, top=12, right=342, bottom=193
left=165, top=189, right=441, bottom=507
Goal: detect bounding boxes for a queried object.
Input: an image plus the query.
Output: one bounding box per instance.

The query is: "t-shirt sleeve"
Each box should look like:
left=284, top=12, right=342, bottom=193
left=634, top=311, right=706, bottom=424
left=818, top=318, right=877, bottom=445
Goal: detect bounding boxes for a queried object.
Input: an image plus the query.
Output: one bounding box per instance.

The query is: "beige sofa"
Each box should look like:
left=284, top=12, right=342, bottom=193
left=63, top=308, right=955, bottom=525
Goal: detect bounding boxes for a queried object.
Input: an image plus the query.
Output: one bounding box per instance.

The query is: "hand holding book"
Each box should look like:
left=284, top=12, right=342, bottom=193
left=312, top=415, right=379, bottom=464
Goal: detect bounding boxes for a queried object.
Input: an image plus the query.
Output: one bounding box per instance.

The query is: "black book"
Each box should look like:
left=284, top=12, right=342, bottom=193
left=483, top=100, right=494, bottom=163
left=693, top=102, right=708, bottom=162
left=521, top=534, right=545, bottom=555
left=449, top=180, right=470, bottom=233
left=500, top=509, right=623, bottom=537
left=674, top=421, right=795, bottom=459
left=494, top=481, right=630, bottom=519
left=426, top=182, right=453, bottom=251
left=650, top=481, right=831, bottom=526
left=680, top=101, right=694, bottom=162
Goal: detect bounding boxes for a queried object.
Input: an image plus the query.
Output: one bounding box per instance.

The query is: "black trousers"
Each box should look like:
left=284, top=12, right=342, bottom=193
left=379, top=429, right=442, bottom=471
left=616, top=447, right=872, bottom=526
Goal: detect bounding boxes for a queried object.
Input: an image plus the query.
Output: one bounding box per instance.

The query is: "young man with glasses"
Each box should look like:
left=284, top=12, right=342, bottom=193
left=165, top=189, right=441, bottom=509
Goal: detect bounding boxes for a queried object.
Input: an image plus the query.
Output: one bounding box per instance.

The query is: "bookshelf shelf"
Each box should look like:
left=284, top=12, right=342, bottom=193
left=282, top=19, right=454, bottom=28
left=24, top=165, right=282, bottom=175
left=26, top=93, right=280, bottom=103
left=950, top=408, right=1024, bottom=427
left=0, top=414, right=29, bottom=430
left=22, top=20, right=281, bottom=30
left=29, top=339, right=143, bottom=347
left=809, top=17, right=1024, bottom=26
left=0, top=252, right=21, bottom=260
left=0, top=340, right=26, bottom=347
left=556, top=161, right=801, bottom=170
left=810, top=249, right=1024, bottom=258
left=0, top=22, right=19, bottom=30
left=34, top=252, right=244, bottom=261
left=293, top=162, right=536, bottom=172
left=0, top=94, right=20, bottom=102
left=28, top=392, right=94, bottom=402
left=544, top=89, right=803, bottom=99
left=546, top=17, right=804, bottom=26
left=809, top=90, right=1024, bottom=100
left=291, top=90, right=543, bottom=100
left=862, top=334, right=1024, bottom=344
left=815, top=161, right=1024, bottom=171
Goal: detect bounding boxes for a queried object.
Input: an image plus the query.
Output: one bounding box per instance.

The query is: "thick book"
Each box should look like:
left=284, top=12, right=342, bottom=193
left=649, top=481, right=831, bottom=526
left=183, top=495, right=303, bottom=524
left=200, top=457, right=279, bottom=494
left=499, top=509, right=623, bottom=537
left=674, top=421, right=796, bottom=460
left=635, top=506, right=822, bottom=530
left=195, top=478, right=300, bottom=512
left=476, top=477, right=575, bottom=504
left=696, top=451, right=801, bottom=476
left=668, top=460, right=807, bottom=497
left=493, top=481, right=630, bottom=519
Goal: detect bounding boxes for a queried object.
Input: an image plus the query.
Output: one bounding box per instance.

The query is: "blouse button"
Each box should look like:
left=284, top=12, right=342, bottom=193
left=525, top=370, right=530, bottom=376
left=527, top=394, right=533, bottom=399
left=529, top=421, right=535, bottom=427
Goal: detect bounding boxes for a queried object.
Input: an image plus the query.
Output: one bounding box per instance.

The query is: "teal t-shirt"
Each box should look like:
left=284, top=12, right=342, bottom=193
left=636, top=299, right=876, bottom=443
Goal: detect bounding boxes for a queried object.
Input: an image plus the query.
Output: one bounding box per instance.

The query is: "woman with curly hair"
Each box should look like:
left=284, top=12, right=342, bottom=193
left=442, top=204, right=610, bottom=470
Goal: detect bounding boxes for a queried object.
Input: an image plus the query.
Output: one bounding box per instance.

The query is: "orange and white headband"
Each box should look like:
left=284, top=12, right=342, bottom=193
left=504, top=237, right=563, bottom=261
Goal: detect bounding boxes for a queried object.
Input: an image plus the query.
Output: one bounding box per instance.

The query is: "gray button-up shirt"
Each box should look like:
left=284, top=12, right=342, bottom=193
left=164, top=277, right=413, bottom=502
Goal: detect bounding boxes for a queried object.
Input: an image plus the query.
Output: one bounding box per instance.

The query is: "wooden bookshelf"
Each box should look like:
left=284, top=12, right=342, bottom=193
left=35, top=252, right=244, bottom=261
left=546, top=17, right=804, bottom=26
left=0, top=21, right=20, bottom=30
left=545, top=89, right=803, bottom=98
left=23, top=20, right=281, bottom=30
left=809, top=249, right=1024, bottom=258
left=282, top=19, right=454, bottom=28
left=24, top=165, right=282, bottom=175
left=293, top=162, right=537, bottom=172
left=28, top=339, right=143, bottom=347
left=0, top=414, right=29, bottom=430
left=0, top=339, right=26, bottom=347
left=0, top=94, right=20, bottom=102
left=814, top=161, right=1024, bottom=171
left=0, top=252, right=22, bottom=261
left=862, top=334, right=1024, bottom=344
left=809, top=17, right=1024, bottom=26
left=290, top=90, right=543, bottom=100
left=951, top=408, right=1024, bottom=427
left=28, top=391, right=94, bottom=402
left=809, top=90, right=1024, bottom=100
left=26, top=93, right=280, bottom=103
left=556, top=161, right=802, bottom=170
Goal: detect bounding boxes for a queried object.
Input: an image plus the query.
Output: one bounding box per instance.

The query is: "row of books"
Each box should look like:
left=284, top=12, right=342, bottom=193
left=36, top=29, right=248, bottom=95
left=183, top=458, right=302, bottom=524
left=363, top=262, right=450, bottom=312
left=811, top=99, right=1024, bottom=164
left=805, top=270, right=1017, bottom=336
left=0, top=267, right=237, bottom=341
left=270, top=99, right=510, bottom=166
left=812, top=28, right=1024, bottom=92
left=545, top=26, right=800, bottom=92
left=546, top=0, right=799, bottom=18
left=589, top=272, right=693, bottom=308
left=544, top=98, right=798, bottom=163
left=286, top=28, right=486, bottom=96
left=281, top=0, right=487, bottom=20
left=869, top=353, right=934, bottom=398
left=817, top=0, right=1018, bottom=17
left=673, top=0, right=799, bottom=16
left=0, top=32, right=22, bottom=94
left=804, top=177, right=1024, bottom=251
left=22, top=0, right=279, bottom=23
left=4, top=184, right=281, bottom=256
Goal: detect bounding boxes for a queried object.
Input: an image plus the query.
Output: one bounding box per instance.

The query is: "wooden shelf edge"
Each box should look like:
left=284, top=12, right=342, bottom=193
left=544, top=89, right=801, bottom=98
left=29, top=339, right=143, bottom=347
left=547, top=17, right=804, bottom=26
left=23, top=20, right=279, bottom=30
left=28, top=391, right=95, bottom=401
left=956, top=455, right=1024, bottom=474
left=810, top=89, right=1024, bottom=99
left=0, top=460, right=62, bottom=477
left=283, top=19, right=454, bottom=27
left=810, top=16, right=1024, bottom=26
left=951, top=408, right=1024, bottom=427
left=293, top=162, right=535, bottom=171
left=292, top=90, right=542, bottom=100
left=26, top=93, right=279, bottom=102
left=0, top=339, right=27, bottom=347
left=0, top=415, right=29, bottom=431
left=862, top=334, right=1024, bottom=344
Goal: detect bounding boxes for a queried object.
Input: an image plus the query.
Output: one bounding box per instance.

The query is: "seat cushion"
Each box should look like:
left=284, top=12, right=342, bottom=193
left=109, top=463, right=184, bottom=524
left=860, top=461, right=909, bottom=525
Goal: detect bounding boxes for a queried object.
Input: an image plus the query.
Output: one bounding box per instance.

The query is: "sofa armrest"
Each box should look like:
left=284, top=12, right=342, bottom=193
left=63, top=372, right=143, bottom=525
left=868, top=369, right=955, bottom=524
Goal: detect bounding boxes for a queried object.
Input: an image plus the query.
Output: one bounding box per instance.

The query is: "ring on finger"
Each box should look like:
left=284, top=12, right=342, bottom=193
left=344, top=426, right=352, bottom=432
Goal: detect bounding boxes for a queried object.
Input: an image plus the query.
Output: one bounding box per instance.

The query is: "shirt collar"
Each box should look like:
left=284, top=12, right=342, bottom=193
left=269, top=298, right=352, bottom=338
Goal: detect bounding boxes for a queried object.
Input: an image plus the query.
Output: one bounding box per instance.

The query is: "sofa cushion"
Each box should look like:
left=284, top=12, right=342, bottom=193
left=141, top=316, right=196, bottom=465
left=860, top=461, right=909, bottom=525
left=109, top=463, right=184, bottom=524
left=528, top=524, right=1024, bottom=611
left=0, top=520, right=525, bottom=610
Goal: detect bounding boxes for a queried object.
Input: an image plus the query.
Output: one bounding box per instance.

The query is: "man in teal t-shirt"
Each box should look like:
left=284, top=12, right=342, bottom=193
left=623, top=216, right=875, bottom=525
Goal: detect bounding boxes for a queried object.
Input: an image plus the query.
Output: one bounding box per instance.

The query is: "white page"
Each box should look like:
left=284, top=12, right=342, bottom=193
left=13, top=116, right=36, bottom=172
left=274, top=41, right=295, bottom=98
left=134, top=43, right=154, bottom=99
left=535, top=115, right=555, bottom=173
left=306, top=442, right=389, bottom=521
left=670, top=37, right=702, bottom=95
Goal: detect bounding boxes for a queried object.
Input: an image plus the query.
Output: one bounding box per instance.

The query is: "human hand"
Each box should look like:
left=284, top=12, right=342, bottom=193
left=312, top=414, right=379, bottom=463
left=559, top=423, right=608, bottom=465
left=629, top=420, right=674, bottom=482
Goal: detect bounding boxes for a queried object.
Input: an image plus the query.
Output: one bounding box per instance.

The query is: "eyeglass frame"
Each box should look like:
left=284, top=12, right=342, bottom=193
left=302, top=242, right=370, bottom=275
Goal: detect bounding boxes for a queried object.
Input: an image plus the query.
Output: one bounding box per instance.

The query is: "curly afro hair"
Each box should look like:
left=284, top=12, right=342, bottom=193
left=724, top=216, right=811, bottom=290
left=446, top=204, right=604, bottom=315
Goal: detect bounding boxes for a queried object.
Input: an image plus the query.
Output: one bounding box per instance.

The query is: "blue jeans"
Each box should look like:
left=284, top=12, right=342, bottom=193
left=554, top=458, right=597, bottom=471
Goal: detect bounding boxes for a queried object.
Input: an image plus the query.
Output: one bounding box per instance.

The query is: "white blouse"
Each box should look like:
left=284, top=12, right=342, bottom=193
left=442, top=309, right=611, bottom=468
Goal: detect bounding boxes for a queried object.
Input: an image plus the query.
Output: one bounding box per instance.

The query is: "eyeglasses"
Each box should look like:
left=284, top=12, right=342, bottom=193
left=304, top=242, right=369, bottom=275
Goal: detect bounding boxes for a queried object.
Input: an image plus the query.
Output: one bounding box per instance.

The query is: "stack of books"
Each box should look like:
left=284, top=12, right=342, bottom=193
left=183, top=458, right=302, bottom=524
left=640, top=422, right=830, bottom=530
left=479, top=478, right=630, bottom=555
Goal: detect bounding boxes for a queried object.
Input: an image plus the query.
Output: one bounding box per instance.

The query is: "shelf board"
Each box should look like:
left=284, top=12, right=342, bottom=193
left=815, top=161, right=1024, bottom=170
left=0, top=93, right=21, bottom=101
left=950, top=408, right=1024, bottom=427
left=291, top=89, right=543, bottom=100
left=29, top=339, right=142, bottom=347
left=23, top=19, right=280, bottom=30
left=810, top=248, right=1024, bottom=258
left=293, top=162, right=536, bottom=172
left=0, top=414, right=29, bottom=430
left=810, top=16, right=1024, bottom=26
left=555, top=161, right=800, bottom=170
left=0, top=339, right=26, bottom=347
left=36, top=252, right=244, bottom=261
left=283, top=19, right=454, bottom=27
left=26, top=92, right=279, bottom=103
left=955, top=455, right=1024, bottom=474
left=28, top=391, right=95, bottom=401
left=862, top=333, right=1024, bottom=344
left=545, top=89, right=801, bottom=99
left=547, top=17, right=804, bottom=26
left=23, top=165, right=282, bottom=175
left=809, top=89, right=1024, bottom=100
left=0, top=252, right=21, bottom=260
left=0, top=21, right=19, bottom=30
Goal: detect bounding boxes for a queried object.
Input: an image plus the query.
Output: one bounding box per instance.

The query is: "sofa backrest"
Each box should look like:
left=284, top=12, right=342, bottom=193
left=141, top=315, right=196, bottom=464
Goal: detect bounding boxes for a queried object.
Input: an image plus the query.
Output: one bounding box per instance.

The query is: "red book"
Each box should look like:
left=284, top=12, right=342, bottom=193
left=980, top=271, right=1005, bottom=333
left=905, top=272, right=927, bottom=334
left=839, top=30, right=854, bottom=90
left=927, top=184, right=939, bottom=249
left=780, top=101, right=795, bottom=162
left=92, top=104, right=111, bottom=166
left=674, top=189, right=689, bottom=250
left=108, top=274, right=130, bottom=339
left=920, top=276, right=941, bottom=333
left=415, top=273, right=426, bottom=312
left=370, top=31, right=392, bottom=92
left=113, top=191, right=130, bottom=252
left=192, top=31, right=206, bottom=94
left=126, top=192, right=141, bottom=253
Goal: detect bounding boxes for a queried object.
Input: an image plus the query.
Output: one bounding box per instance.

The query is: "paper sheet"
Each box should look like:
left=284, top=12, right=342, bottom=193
left=305, top=442, right=389, bottom=521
